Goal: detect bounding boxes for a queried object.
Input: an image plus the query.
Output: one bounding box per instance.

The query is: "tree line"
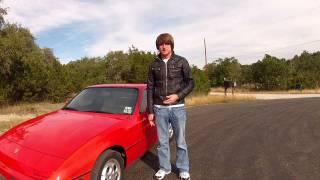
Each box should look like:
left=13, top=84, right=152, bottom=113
left=206, top=52, right=320, bottom=90
left=1, top=3, right=320, bottom=104
left=0, top=22, right=210, bottom=104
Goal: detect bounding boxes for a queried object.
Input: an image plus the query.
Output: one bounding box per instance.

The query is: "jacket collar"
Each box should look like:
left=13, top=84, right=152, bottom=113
left=156, top=52, right=176, bottom=62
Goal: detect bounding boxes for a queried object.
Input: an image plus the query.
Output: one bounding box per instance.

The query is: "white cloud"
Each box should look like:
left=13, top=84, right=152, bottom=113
left=3, top=0, right=103, bottom=33
left=2, top=0, right=320, bottom=67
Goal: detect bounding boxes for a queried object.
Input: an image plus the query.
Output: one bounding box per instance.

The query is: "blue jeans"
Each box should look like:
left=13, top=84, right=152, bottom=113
left=154, top=106, right=189, bottom=172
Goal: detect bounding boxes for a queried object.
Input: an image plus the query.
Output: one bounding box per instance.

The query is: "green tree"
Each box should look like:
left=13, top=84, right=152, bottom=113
left=0, top=24, right=69, bottom=102
left=239, top=64, right=253, bottom=88
left=290, top=51, right=320, bottom=88
left=204, top=62, right=217, bottom=87
left=41, top=48, right=69, bottom=101
left=126, top=47, right=154, bottom=83
left=191, top=66, right=210, bottom=95
left=0, top=0, right=7, bottom=28
left=105, top=51, right=130, bottom=83
left=0, top=24, right=46, bottom=102
left=64, top=57, right=107, bottom=93
left=105, top=47, right=155, bottom=83
left=209, top=57, right=241, bottom=87
left=17, top=50, right=50, bottom=101
left=251, top=54, right=288, bottom=90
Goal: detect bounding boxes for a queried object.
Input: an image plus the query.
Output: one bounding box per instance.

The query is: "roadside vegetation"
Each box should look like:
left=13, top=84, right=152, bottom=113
left=211, top=87, right=320, bottom=94
left=186, top=94, right=254, bottom=107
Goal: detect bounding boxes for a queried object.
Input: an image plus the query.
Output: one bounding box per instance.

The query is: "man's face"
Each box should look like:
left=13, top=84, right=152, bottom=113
left=158, top=43, right=172, bottom=58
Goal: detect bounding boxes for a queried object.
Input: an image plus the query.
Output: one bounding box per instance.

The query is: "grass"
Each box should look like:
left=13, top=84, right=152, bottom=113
left=211, top=87, right=320, bottom=94
left=0, top=102, right=64, bottom=134
left=186, top=94, right=255, bottom=107
left=286, top=89, right=320, bottom=94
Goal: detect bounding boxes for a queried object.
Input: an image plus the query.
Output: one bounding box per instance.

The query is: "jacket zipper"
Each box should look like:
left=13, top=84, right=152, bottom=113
left=165, top=61, right=168, bottom=96
left=156, top=56, right=169, bottom=98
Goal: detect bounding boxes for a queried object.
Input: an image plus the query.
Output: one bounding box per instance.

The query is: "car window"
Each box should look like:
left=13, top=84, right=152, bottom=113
left=64, top=87, right=138, bottom=114
left=140, top=90, right=147, bottom=113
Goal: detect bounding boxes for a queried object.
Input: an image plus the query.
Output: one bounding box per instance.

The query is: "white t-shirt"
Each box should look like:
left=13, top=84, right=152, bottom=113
left=162, top=58, right=169, bottom=63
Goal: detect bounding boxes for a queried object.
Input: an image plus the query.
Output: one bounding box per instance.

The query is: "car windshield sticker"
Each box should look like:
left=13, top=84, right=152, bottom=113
left=124, top=107, right=132, bottom=114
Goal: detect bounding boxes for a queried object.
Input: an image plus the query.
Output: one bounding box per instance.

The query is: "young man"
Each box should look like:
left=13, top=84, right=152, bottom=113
left=147, top=33, right=194, bottom=180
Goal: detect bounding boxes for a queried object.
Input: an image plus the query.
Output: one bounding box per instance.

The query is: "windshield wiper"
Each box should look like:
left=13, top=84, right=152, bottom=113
left=62, top=107, right=79, bottom=111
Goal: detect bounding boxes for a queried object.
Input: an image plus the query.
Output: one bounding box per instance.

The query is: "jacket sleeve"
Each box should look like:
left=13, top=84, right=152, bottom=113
left=177, top=59, right=194, bottom=99
left=147, top=64, right=155, bottom=114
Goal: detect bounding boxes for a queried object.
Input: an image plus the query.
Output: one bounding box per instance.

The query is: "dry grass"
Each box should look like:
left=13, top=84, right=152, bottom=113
left=211, top=87, right=320, bottom=94
left=0, top=102, right=64, bottom=134
left=287, top=89, right=320, bottom=94
left=0, top=102, right=64, bottom=115
left=186, top=94, right=255, bottom=107
left=210, top=87, right=226, bottom=92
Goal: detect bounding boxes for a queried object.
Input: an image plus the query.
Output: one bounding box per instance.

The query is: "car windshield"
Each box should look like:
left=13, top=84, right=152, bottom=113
left=63, top=87, right=138, bottom=114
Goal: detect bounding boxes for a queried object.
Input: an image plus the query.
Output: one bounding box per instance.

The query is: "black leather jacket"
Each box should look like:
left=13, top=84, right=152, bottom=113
left=147, top=53, right=194, bottom=113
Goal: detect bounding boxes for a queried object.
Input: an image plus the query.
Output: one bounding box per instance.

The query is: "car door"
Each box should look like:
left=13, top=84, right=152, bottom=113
left=124, top=89, right=158, bottom=165
left=138, top=89, right=158, bottom=148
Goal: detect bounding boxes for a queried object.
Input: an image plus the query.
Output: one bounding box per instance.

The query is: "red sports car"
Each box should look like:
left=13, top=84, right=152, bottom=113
left=0, top=84, right=173, bottom=180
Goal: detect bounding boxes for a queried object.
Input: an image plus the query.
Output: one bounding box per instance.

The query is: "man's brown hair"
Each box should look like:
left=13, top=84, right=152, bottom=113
left=156, top=33, right=174, bottom=50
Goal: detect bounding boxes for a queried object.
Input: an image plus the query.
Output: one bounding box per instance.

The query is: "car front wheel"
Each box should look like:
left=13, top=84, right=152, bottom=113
left=91, top=150, right=124, bottom=180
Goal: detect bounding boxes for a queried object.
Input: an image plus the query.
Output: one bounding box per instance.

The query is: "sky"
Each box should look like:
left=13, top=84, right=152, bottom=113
left=2, top=0, right=320, bottom=68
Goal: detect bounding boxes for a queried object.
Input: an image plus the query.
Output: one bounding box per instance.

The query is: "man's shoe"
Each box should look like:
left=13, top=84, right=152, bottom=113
left=179, top=172, right=190, bottom=180
left=154, top=169, right=171, bottom=180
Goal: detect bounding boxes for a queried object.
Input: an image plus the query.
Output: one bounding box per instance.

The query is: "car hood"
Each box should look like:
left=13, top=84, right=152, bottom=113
left=1, top=110, right=127, bottom=159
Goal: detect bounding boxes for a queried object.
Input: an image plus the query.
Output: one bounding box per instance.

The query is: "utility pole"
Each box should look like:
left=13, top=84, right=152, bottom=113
left=204, top=38, right=208, bottom=67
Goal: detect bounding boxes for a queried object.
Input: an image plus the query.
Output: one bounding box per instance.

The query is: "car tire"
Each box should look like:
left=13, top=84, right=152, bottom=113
left=91, top=150, right=124, bottom=180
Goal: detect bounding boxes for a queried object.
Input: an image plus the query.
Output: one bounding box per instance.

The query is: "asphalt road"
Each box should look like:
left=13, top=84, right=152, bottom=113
left=124, top=98, right=320, bottom=180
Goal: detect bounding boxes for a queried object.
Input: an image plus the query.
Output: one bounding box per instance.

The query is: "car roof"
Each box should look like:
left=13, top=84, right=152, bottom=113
left=88, top=84, right=147, bottom=89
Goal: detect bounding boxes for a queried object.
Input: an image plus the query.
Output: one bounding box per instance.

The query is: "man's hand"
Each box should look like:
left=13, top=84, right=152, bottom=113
left=148, top=114, right=155, bottom=126
left=163, top=94, right=179, bottom=104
